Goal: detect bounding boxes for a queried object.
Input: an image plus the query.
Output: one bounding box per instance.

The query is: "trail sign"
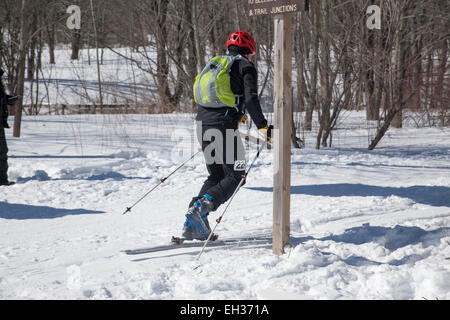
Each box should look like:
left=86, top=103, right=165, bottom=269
left=247, top=0, right=308, bottom=17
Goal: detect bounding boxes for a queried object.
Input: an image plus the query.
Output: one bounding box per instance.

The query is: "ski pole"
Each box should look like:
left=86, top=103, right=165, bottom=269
left=196, top=139, right=268, bottom=260
left=122, top=150, right=201, bottom=215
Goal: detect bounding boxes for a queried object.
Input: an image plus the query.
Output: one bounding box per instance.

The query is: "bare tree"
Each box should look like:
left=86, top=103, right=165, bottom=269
left=13, top=0, right=28, bottom=137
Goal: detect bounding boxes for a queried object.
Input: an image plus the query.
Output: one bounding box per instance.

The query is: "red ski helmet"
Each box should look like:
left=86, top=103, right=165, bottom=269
left=226, top=31, right=256, bottom=54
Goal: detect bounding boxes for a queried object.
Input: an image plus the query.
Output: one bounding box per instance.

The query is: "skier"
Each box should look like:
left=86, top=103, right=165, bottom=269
left=180, top=31, right=273, bottom=241
left=0, top=68, right=18, bottom=186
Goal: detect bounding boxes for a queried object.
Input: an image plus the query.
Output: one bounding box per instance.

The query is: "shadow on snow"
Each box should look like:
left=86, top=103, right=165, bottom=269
left=14, top=170, right=150, bottom=183
left=246, top=183, right=450, bottom=207
left=0, top=202, right=105, bottom=220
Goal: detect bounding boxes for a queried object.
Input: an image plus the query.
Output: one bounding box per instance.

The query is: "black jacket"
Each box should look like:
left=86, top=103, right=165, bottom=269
left=0, top=69, right=13, bottom=129
left=195, top=48, right=268, bottom=129
left=0, top=84, right=9, bottom=128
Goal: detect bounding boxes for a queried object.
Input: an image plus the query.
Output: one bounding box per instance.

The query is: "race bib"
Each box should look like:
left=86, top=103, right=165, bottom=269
left=234, top=160, right=246, bottom=171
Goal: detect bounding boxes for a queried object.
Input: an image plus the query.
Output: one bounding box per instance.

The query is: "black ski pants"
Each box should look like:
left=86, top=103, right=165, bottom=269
left=0, top=127, right=8, bottom=183
left=189, top=122, right=246, bottom=211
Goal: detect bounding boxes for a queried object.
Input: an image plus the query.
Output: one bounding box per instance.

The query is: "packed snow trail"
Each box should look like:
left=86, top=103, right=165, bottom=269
left=0, top=113, right=449, bottom=299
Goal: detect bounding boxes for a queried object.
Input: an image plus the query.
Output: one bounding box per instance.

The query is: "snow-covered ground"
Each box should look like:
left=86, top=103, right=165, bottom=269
left=1, top=111, right=449, bottom=300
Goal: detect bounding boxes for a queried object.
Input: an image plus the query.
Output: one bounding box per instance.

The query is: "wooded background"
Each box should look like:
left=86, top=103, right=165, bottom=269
left=0, top=0, right=449, bottom=149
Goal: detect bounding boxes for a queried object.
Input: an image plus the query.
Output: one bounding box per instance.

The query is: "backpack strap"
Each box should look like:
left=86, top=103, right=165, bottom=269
left=226, top=54, right=245, bottom=110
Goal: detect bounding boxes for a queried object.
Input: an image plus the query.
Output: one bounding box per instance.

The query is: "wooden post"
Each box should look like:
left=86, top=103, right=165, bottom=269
left=272, top=13, right=292, bottom=256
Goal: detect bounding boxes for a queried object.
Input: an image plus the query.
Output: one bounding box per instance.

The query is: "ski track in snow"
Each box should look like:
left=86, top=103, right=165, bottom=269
left=0, top=112, right=449, bottom=300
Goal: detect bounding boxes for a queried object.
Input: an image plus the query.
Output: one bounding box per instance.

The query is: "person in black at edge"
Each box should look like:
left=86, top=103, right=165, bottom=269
left=180, top=31, right=273, bottom=241
left=0, top=68, right=19, bottom=186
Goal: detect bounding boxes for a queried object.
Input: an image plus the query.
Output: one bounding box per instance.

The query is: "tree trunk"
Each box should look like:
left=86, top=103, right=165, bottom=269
left=13, top=0, right=27, bottom=138
left=26, top=15, right=37, bottom=81
left=365, top=27, right=379, bottom=120
left=184, top=0, right=197, bottom=112
left=435, top=40, right=448, bottom=126
left=391, top=7, right=407, bottom=129
left=294, top=13, right=306, bottom=113
left=306, top=3, right=319, bottom=131
left=90, top=0, right=103, bottom=111
left=47, top=24, right=56, bottom=64
left=192, top=0, right=204, bottom=74
left=70, top=0, right=81, bottom=61
left=155, top=0, right=172, bottom=112
left=71, top=29, right=81, bottom=60
left=317, top=0, right=331, bottom=149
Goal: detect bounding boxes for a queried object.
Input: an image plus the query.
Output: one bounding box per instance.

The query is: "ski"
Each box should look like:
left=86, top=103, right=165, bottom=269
left=170, top=235, right=218, bottom=245
left=123, top=235, right=272, bottom=255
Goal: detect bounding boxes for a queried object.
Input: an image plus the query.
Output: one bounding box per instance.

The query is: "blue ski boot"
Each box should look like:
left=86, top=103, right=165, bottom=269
left=182, top=194, right=218, bottom=241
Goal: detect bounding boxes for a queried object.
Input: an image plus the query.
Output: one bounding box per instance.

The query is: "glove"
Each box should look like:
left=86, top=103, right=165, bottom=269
left=258, top=125, right=273, bottom=143
left=237, top=114, right=247, bottom=124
